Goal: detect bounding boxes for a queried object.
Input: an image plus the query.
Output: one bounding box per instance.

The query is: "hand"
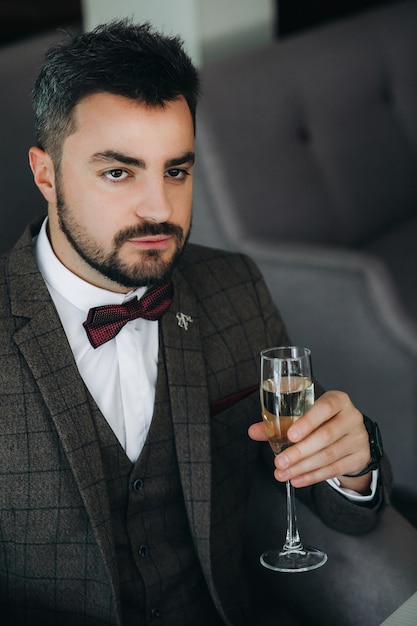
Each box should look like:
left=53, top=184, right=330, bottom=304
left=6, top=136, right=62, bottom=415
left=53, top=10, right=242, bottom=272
left=248, top=390, right=372, bottom=494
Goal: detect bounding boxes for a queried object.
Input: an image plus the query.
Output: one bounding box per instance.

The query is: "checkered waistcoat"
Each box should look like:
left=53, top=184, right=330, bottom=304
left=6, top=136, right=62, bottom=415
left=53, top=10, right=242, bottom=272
left=89, top=353, right=223, bottom=625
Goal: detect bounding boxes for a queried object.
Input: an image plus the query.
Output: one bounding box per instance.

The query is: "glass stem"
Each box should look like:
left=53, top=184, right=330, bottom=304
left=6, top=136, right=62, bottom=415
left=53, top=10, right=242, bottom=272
left=283, top=479, right=303, bottom=552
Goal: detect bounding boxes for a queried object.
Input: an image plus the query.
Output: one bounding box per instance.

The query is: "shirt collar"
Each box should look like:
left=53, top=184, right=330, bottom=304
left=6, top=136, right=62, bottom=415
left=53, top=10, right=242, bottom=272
left=35, top=218, right=146, bottom=313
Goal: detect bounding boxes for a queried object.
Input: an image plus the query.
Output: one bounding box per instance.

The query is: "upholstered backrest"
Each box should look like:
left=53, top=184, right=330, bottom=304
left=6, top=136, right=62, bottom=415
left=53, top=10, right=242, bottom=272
left=196, top=0, right=417, bottom=248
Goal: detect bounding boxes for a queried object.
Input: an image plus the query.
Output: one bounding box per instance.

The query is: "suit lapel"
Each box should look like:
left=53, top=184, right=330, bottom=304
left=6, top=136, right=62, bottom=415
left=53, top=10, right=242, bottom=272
left=161, top=270, right=229, bottom=618
left=161, top=271, right=211, bottom=537
left=7, top=225, right=120, bottom=621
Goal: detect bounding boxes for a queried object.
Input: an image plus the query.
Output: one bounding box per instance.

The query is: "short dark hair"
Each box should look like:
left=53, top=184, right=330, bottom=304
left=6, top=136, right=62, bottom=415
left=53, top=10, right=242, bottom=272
left=32, top=20, right=200, bottom=165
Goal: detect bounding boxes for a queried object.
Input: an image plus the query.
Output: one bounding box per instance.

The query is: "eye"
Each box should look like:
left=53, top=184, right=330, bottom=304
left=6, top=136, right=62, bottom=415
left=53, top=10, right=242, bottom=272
left=165, top=168, right=189, bottom=181
left=103, top=169, right=129, bottom=181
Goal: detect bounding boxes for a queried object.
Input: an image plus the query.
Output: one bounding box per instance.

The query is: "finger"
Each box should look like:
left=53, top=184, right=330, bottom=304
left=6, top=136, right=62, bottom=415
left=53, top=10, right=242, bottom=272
left=278, top=405, right=348, bottom=468
left=275, top=423, right=370, bottom=486
left=286, top=447, right=371, bottom=488
left=248, top=421, right=268, bottom=442
left=275, top=439, right=360, bottom=485
left=286, top=390, right=360, bottom=444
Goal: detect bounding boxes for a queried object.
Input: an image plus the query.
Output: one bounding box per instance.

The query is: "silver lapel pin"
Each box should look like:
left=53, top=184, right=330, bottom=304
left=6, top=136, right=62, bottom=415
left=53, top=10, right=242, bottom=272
left=176, top=312, right=193, bottom=330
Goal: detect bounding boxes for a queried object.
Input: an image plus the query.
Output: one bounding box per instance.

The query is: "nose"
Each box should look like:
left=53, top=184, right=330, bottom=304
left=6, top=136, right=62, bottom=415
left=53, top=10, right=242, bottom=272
left=135, top=176, right=173, bottom=223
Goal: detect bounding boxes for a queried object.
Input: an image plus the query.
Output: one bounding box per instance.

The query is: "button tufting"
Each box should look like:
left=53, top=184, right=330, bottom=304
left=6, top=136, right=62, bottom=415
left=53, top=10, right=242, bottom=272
left=296, top=125, right=310, bottom=143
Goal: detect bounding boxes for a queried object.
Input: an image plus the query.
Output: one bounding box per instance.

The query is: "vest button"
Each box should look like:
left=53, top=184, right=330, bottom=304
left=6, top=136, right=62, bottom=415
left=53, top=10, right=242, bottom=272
left=132, top=478, right=144, bottom=492
left=138, top=544, right=148, bottom=558
left=151, top=607, right=160, bottom=620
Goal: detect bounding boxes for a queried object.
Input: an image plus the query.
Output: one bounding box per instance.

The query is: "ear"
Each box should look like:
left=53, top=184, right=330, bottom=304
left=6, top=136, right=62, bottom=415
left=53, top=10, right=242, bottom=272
left=28, top=146, right=57, bottom=204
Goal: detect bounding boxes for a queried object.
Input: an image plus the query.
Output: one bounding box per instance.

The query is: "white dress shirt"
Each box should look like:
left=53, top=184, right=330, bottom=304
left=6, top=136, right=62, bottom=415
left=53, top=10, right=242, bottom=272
left=35, top=218, right=377, bottom=499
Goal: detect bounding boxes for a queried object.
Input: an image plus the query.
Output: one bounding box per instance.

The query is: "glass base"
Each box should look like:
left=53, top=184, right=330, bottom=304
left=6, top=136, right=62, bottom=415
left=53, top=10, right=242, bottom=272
left=260, top=545, right=327, bottom=573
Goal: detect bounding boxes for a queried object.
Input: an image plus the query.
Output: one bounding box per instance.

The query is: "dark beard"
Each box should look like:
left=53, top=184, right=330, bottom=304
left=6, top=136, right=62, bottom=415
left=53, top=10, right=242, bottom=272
left=56, top=190, right=189, bottom=289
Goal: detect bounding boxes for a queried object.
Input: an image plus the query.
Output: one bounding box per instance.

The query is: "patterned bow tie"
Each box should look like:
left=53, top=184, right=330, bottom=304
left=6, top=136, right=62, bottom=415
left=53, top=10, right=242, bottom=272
left=83, top=280, right=173, bottom=348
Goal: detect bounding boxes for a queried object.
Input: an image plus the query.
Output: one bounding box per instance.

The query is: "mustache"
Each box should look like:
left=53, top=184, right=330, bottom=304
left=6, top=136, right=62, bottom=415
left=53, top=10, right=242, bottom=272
left=114, top=221, right=184, bottom=246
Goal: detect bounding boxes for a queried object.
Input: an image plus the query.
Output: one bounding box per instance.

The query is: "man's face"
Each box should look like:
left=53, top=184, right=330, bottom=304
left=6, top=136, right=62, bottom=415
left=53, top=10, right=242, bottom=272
left=44, top=93, right=195, bottom=292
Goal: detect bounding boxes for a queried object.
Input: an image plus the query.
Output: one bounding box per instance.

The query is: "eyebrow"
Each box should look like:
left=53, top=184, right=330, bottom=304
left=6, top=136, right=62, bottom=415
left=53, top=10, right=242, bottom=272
left=89, top=150, right=195, bottom=169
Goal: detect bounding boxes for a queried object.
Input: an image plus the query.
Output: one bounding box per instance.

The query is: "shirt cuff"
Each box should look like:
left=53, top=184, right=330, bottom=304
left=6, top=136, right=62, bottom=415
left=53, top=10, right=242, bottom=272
left=326, top=469, right=379, bottom=502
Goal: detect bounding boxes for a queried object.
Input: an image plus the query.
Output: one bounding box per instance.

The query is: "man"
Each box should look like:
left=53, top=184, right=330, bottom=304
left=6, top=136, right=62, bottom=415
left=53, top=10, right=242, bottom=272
left=0, top=20, right=388, bottom=625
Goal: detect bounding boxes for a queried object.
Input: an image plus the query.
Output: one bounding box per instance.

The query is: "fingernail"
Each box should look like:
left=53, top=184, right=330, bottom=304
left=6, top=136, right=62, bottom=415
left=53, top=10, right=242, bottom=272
left=276, top=469, right=289, bottom=481
left=276, top=454, right=289, bottom=469
left=289, top=427, right=301, bottom=441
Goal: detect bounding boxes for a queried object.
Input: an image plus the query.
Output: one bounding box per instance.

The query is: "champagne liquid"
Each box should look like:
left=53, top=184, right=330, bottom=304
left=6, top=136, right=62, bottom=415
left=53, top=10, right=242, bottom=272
left=261, top=377, right=314, bottom=454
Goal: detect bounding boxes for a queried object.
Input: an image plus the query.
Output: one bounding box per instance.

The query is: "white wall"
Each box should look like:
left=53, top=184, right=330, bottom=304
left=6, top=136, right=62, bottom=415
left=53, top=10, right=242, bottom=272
left=81, top=0, right=274, bottom=66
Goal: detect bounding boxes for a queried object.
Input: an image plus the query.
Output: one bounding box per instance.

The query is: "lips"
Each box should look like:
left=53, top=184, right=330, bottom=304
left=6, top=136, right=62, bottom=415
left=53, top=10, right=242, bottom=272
left=114, top=222, right=184, bottom=249
left=127, top=235, right=172, bottom=250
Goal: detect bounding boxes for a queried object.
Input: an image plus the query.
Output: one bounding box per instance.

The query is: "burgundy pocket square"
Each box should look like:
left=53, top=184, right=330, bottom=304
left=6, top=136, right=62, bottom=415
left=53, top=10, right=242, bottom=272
left=210, top=384, right=258, bottom=416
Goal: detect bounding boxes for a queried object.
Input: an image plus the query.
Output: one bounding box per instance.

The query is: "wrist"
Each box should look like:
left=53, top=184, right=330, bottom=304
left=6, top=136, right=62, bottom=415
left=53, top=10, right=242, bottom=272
left=338, top=473, right=372, bottom=496
left=343, top=415, right=384, bottom=478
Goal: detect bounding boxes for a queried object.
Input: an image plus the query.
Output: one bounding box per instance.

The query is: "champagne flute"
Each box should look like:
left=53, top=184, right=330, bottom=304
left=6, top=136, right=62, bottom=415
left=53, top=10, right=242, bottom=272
left=259, top=346, right=327, bottom=572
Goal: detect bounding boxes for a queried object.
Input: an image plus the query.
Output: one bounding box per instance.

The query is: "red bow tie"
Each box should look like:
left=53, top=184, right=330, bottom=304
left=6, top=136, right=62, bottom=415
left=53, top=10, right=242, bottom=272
left=83, top=280, right=173, bottom=348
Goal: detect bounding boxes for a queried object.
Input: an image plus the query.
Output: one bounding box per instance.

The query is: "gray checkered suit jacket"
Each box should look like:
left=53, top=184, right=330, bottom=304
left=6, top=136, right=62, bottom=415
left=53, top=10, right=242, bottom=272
left=0, top=219, right=387, bottom=624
